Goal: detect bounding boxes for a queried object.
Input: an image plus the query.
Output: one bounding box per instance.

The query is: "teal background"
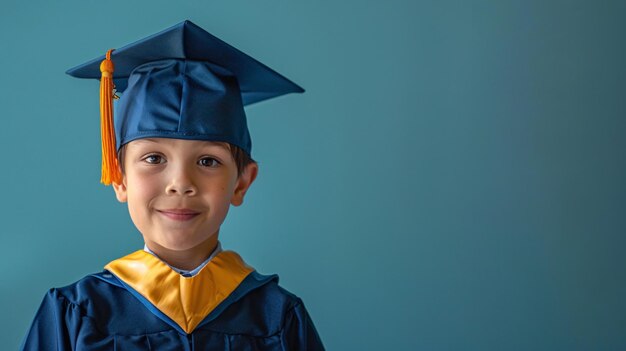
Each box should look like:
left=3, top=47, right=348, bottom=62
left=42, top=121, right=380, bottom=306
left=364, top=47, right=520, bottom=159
left=1, top=0, right=625, bottom=349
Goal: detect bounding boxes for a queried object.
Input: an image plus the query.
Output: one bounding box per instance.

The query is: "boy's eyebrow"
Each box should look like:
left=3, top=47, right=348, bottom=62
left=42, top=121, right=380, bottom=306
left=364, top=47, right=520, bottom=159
left=209, top=142, right=231, bottom=152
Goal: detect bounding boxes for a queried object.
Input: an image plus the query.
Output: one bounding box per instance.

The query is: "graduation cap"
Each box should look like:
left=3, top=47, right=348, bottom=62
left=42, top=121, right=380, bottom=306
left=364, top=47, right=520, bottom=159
left=66, top=20, right=304, bottom=185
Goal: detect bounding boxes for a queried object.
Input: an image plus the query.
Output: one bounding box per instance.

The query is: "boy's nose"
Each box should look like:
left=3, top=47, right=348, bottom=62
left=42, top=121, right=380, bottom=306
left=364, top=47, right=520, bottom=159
left=165, top=168, right=197, bottom=196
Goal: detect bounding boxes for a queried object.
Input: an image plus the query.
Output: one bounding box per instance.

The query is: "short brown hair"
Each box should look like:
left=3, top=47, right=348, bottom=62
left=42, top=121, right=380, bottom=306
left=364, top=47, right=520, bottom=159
left=117, top=141, right=256, bottom=178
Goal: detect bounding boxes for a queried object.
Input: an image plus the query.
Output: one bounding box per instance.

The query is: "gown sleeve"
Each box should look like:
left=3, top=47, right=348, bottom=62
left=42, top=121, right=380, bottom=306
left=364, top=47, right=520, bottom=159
left=20, top=289, right=81, bottom=351
left=280, top=300, right=325, bottom=351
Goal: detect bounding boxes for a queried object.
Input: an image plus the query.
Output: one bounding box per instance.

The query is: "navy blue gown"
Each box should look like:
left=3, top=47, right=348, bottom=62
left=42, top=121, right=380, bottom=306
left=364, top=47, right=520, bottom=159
left=21, top=250, right=324, bottom=350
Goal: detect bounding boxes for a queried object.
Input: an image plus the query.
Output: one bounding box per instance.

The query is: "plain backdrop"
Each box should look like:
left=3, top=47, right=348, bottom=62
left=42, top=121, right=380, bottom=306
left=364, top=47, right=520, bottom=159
left=1, top=1, right=625, bottom=350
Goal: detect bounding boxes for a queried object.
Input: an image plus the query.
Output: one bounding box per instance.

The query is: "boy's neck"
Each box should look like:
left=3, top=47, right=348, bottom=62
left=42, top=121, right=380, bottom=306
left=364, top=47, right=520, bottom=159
left=144, top=236, right=219, bottom=271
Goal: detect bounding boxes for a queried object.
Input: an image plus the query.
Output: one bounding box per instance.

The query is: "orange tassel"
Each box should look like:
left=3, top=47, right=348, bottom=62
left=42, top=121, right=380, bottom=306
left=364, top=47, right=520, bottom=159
left=99, top=49, right=122, bottom=185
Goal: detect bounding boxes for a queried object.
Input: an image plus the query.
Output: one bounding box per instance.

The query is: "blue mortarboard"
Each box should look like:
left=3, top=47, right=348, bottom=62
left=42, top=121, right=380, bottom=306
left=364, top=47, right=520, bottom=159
left=66, top=20, right=304, bottom=185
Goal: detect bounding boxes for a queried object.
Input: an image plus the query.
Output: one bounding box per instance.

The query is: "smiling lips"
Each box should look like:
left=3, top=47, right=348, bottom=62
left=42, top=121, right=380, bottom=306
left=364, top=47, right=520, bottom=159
left=157, top=209, right=200, bottom=221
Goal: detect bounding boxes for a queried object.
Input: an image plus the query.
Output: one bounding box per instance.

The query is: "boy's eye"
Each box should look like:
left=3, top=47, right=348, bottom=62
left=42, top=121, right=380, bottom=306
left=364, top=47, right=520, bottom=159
left=198, top=157, right=220, bottom=168
left=143, top=154, right=165, bottom=164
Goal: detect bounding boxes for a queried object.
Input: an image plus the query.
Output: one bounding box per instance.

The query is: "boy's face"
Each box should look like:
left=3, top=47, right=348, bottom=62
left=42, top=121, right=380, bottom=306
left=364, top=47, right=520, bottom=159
left=112, top=138, right=257, bottom=254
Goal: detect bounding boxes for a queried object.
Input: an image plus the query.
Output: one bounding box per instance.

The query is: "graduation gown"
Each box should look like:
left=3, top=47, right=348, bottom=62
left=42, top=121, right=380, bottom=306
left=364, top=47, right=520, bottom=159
left=21, top=250, right=324, bottom=350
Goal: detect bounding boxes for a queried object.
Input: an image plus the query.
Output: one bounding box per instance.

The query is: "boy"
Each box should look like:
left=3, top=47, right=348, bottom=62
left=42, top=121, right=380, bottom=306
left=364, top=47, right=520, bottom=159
left=21, top=20, right=324, bottom=350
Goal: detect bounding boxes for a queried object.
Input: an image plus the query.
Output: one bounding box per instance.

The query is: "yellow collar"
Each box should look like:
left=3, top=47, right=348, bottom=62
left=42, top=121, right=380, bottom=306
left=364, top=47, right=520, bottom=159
left=105, top=250, right=254, bottom=334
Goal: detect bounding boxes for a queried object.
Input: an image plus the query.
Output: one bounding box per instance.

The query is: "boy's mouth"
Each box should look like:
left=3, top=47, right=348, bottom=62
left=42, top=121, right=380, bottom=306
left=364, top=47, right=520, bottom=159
left=156, top=209, right=200, bottom=221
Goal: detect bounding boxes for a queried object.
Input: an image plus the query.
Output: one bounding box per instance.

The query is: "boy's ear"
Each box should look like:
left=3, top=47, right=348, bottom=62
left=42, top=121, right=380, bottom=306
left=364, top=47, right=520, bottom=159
left=112, top=178, right=128, bottom=203
left=231, top=163, right=258, bottom=207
